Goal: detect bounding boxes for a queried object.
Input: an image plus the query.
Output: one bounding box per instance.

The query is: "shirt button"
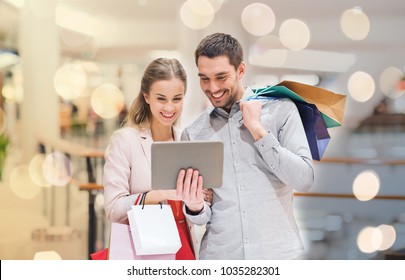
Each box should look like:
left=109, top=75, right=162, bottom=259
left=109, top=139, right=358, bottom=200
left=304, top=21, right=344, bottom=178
left=242, top=211, right=246, bottom=217
left=232, top=140, right=236, bottom=144
left=235, top=162, right=239, bottom=167
left=229, top=118, right=233, bottom=122
left=239, top=185, right=244, bottom=191
left=244, top=238, right=249, bottom=244
left=270, top=164, right=275, bottom=169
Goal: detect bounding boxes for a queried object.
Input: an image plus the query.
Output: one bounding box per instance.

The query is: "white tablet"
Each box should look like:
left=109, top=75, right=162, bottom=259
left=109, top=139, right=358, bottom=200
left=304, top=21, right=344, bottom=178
left=151, top=141, right=224, bottom=190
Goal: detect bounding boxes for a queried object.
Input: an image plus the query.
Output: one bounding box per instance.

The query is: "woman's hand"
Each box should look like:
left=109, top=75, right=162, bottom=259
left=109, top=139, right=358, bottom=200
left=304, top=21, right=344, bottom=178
left=176, top=168, right=204, bottom=212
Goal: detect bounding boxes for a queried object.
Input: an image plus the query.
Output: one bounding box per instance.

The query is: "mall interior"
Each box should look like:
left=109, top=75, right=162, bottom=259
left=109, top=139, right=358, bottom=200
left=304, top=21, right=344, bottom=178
left=0, top=0, right=404, bottom=260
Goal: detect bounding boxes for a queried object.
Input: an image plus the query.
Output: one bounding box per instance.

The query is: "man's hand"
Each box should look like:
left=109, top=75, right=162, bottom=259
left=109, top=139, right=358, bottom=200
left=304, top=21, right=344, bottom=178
left=240, top=101, right=268, bottom=141
left=203, top=188, right=213, bottom=206
left=176, top=168, right=204, bottom=212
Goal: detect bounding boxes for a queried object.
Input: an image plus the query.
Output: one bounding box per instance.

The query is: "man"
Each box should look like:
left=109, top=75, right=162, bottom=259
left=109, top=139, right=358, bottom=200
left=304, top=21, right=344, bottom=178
left=178, top=33, right=314, bottom=260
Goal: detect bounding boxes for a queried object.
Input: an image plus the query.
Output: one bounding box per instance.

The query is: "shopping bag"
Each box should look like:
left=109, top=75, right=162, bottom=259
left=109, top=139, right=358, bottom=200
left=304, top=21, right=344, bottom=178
left=252, top=80, right=346, bottom=128
left=90, top=248, right=108, bottom=260
left=108, top=222, right=175, bottom=260
left=295, top=103, right=331, bottom=160
left=250, top=80, right=344, bottom=160
left=127, top=203, right=181, bottom=255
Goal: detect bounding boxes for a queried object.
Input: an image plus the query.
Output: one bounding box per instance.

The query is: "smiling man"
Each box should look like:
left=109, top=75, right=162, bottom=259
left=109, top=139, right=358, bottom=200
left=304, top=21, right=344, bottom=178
left=180, top=33, right=315, bottom=260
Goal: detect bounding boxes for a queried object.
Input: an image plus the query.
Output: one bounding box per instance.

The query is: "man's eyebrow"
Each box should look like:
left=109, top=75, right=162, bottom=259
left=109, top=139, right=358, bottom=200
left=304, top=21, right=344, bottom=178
left=198, top=72, right=228, bottom=77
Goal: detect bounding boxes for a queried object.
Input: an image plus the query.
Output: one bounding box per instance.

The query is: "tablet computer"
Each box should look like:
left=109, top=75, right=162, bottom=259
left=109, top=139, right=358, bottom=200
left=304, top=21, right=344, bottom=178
left=151, top=141, right=224, bottom=190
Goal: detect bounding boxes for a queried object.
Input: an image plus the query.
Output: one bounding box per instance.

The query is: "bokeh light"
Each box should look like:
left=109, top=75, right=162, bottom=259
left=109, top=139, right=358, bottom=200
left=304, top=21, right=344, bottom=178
left=10, top=165, right=41, bottom=200
left=54, top=63, right=88, bottom=100
left=56, top=9, right=94, bottom=47
left=352, top=170, right=380, bottom=201
left=76, top=61, right=103, bottom=97
left=33, top=251, right=62, bottom=260
left=348, top=71, right=375, bottom=102
left=379, top=66, right=404, bottom=99
left=91, top=83, right=125, bottom=119
left=207, top=0, right=223, bottom=12
left=28, top=154, right=51, bottom=187
left=180, top=0, right=215, bottom=30
left=279, top=19, right=310, bottom=50
left=341, top=7, right=370, bottom=40
left=357, top=226, right=382, bottom=253
left=241, top=3, right=275, bottom=36
left=377, top=224, right=396, bottom=251
left=42, top=152, right=73, bottom=187
left=2, top=83, right=24, bottom=104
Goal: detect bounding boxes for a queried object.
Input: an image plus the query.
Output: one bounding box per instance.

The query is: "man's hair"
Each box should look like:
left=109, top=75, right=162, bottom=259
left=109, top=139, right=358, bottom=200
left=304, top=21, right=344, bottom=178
left=194, top=33, right=244, bottom=70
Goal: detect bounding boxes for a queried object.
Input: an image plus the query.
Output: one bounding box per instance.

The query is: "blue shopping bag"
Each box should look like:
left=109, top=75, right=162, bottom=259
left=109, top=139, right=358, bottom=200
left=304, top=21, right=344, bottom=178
left=295, top=103, right=330, bottom=160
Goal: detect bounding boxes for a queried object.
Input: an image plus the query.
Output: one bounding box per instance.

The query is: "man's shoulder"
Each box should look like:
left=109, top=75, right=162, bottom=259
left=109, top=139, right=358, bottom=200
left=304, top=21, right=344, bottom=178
left=261, top=97, right=297, bottom=112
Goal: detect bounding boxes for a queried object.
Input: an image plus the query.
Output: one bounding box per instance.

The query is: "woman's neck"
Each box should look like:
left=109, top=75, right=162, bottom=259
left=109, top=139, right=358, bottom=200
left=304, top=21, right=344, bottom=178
left=150, top=123, right=174, bottom=142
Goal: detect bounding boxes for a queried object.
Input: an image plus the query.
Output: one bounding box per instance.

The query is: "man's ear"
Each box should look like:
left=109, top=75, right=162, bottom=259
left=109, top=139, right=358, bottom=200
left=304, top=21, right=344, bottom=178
left=238, top=61, right=246, bottom=78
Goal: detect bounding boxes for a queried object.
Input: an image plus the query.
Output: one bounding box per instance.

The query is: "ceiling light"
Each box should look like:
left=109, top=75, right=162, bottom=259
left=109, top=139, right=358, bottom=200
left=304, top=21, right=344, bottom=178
left=0, top=51, right=19, bottom=68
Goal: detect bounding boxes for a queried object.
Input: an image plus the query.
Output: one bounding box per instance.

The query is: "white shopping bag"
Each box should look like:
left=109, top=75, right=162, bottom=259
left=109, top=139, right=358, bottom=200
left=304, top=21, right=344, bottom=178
left=127, top=204, right=181, bottom=255
left=108, top=222, right=176, bottom=260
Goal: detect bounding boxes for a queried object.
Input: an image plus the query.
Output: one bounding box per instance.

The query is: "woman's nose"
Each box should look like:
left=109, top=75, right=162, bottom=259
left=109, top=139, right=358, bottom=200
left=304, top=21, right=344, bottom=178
left=164, top=103, right=174, bottom=111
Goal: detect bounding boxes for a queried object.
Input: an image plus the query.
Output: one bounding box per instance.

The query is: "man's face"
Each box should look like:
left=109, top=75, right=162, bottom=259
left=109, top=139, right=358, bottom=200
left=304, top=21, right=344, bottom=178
left=197, top=55, right=245, bottom=112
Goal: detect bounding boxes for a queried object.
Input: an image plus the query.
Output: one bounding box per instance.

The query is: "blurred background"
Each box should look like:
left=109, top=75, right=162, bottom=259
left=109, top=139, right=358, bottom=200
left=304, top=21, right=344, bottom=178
left=0, top=0, right=404, bottom=260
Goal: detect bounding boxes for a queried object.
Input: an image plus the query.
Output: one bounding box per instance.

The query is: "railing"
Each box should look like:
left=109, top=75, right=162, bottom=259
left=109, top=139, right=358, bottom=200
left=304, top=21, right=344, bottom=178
left=294, top=156, right=405, bottom=200
left=317, top=157, right=405, bottom=165
left=37, top=135, right=104, bottom=259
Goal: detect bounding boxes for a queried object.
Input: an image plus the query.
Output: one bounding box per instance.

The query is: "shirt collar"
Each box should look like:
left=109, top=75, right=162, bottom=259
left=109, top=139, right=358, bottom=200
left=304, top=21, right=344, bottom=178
left=208, top=87, right=255, bottom=117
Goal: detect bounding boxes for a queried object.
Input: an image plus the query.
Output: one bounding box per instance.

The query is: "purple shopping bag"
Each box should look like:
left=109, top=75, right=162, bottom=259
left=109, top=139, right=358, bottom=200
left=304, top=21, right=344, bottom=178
left=295, top=102, right=330, bottom=160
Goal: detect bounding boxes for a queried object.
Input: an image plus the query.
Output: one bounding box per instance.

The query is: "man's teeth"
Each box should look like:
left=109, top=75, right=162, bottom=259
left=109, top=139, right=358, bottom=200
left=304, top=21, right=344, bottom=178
left=212, top=92, right=224, bottom=98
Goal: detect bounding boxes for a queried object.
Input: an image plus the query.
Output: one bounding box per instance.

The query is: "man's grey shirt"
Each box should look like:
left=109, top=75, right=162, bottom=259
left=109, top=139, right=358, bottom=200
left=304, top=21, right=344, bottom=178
left=182, top=88, right=314, bottom=260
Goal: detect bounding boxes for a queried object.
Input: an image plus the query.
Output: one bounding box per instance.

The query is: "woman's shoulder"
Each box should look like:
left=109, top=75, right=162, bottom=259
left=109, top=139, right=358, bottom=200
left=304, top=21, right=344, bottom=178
left=106, top=127, right=144, bottom=146
left=112, top=126, right=142, bottom=138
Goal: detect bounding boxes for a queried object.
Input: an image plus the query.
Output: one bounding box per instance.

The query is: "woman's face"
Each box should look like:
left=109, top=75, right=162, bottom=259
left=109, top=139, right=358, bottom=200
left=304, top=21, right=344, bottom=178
left=143, top=78, right=185, bottom=127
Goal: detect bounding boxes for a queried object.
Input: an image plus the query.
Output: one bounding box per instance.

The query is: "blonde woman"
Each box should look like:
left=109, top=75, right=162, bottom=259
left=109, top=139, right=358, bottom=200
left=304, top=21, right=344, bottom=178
left=102, top=58, right=210, bottom=260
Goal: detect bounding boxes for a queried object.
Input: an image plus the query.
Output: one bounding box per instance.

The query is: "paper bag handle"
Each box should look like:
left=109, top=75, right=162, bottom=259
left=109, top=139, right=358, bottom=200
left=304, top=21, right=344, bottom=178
left=140, top=191, right=162, bottom=209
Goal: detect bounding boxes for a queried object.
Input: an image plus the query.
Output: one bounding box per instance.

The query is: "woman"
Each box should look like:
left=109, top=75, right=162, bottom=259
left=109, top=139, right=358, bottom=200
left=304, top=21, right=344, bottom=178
left=102, top=57, right=208, bottom=260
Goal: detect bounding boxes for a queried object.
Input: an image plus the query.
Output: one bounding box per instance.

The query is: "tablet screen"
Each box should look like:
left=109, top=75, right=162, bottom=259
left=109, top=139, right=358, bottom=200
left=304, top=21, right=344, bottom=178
left=151, top=141, right=224, bottom=190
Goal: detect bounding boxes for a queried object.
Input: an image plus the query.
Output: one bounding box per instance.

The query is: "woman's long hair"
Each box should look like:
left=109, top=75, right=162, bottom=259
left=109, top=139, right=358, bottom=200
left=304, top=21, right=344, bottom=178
left=123, top=58, right=187, bottom=128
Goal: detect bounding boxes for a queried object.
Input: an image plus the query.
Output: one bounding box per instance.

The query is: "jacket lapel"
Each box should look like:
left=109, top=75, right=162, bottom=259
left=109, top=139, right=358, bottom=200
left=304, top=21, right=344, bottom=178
left=139, top=128, right=153, bottom=167
left=139, top=126, right=182, bottom=166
